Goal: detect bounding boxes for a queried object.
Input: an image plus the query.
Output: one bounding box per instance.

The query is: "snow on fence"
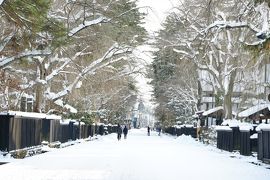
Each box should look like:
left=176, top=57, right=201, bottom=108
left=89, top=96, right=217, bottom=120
left=239, top=129, right=252, bottom=156
left=216, top=122, right=258, bottom=156
left=165, top=125, right=197, bottom=138
left=216, top=126, right=233, bottom=152
left=0, top=111, right=116, bottom=152
left=256, top=124, right=270, bottom=163
left=0, top=112, right=61, bottom=151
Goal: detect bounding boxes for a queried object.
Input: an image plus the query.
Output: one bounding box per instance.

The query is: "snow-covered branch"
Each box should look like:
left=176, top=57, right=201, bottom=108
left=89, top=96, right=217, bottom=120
left=0, top=0, right=4, bottom=6
left=68, top=16, right=108, bottom=37
left=47, top=44, right=132, bottom=101
left=203, top=21, right=260, bottom=34
left=0, top=49, right=51, bottom=68
left=0, top=31, right=16, bottom=52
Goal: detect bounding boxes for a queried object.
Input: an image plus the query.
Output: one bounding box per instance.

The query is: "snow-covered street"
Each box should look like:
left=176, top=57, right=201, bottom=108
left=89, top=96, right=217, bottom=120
left=0, top=129, right=270, bottom=180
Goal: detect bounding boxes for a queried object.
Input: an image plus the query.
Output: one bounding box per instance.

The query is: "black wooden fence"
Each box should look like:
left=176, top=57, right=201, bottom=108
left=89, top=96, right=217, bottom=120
left=165, top=125, right=197, bottom=138
left=231, top=127, right=240, bottom=150
left=238, top=126, right=257, bottom=156
left=216, top=125, right=259, bottom=156
left=239, top=130, right=251, bottom=156
left=216, top=128, right=233, bottom=152
left=0, top=114, right=46, bottom=151
left=0, top=112, right=117, bottom=152
left=258, top=130, right=270, bottom=162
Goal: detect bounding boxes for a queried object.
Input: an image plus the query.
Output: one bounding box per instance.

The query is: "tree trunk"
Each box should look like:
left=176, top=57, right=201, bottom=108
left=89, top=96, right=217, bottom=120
left=34, top=83, right=43, bottom=112
left=34, top=61, right=46, bottom=113
left=223, top=70, right=237, bottom=120
left=197, top=79, right=202, bottom=110
left=224, top=93, right=233, bottom=119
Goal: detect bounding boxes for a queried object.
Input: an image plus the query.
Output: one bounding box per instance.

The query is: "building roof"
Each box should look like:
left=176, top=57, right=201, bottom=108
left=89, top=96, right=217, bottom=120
left=238, top=103, right=270, bottom=118
left=0, top=111, right=61, bottom=120
left=202, top=106, right=223, bottom=116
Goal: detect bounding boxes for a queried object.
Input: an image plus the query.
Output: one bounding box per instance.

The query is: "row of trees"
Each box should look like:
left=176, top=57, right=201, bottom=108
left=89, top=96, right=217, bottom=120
left=151, top=0, right=270, bottom=125
left=0, top=0, right=146, bottom=123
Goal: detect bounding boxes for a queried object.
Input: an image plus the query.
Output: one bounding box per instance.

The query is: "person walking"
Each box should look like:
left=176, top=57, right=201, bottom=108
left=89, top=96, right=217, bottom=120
left=123, top=125, right=128, bottom=139
left=147, top=126, right=150, bottom=136
left=158, top=126, right=161, bottom=136
left=117, top=124, right=122, bottom=141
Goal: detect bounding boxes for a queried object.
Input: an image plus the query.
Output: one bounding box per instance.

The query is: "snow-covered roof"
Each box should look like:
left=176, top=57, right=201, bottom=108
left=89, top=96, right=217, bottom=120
left=192, top=110, right=205, bottom=118
left=202, top=106, right=223, bottom=116
left=0, top=111, right=46, bottom=119
left=0, top=111, right=61, bottom=120
left=250, top=133, right=258, bottom=139
left=222, top=119, right=241, bottom=127
left=60, top=119, right=74, bottom=125
left=256, top=123, right=270, bottom=131
left=173, top=125, right=181, bottom=129
left=201, top=97, right=214, bottom=103
left=54, top=99, right=78, bottom=114
left=195, top=110, right=204, bottom=114
left=46, top=114, right=62, bottom=120
left=192, top=114, right=199, bottom=118
left=239, top=125, right=253, bottom=132
left=74, top=121, right=85, bottom=126
left=238, top=103, right=270, bottom=118
left=21, top=93, right=34, bottom=99
left=60, top=120, right=70, bottom=125
left=215, top=126, right=232, bottom=131
left=222, top=119, right=254, bottom=131
left=64, top=104, right=78, bottom=113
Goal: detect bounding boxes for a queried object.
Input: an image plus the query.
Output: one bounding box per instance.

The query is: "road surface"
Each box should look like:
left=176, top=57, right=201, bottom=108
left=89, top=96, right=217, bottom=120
left=0, top=129, right=270, bottom=180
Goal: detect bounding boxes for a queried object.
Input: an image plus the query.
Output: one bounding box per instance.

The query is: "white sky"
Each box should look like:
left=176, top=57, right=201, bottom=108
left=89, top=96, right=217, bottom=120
left=134, top=0, right=179, bottom=108
left=137, top=0, right=179, bottom=34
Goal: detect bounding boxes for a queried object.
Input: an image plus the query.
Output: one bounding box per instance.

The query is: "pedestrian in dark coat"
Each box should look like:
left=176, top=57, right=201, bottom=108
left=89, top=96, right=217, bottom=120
left=117, top=124, right=122, bottom=141
left=147, top=126, right=150, bottom=136
left=123, top=125, right=128, bottom=139
left=158, top=126, right=161, bottom=136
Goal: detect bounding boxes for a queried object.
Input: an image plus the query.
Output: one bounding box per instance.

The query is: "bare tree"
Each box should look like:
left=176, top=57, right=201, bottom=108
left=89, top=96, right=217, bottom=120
left=154, top=0, right=270, bottom=119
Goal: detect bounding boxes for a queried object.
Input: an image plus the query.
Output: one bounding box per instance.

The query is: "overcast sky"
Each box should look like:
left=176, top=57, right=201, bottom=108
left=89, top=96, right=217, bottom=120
left=137, top=0, right=179, bottom=33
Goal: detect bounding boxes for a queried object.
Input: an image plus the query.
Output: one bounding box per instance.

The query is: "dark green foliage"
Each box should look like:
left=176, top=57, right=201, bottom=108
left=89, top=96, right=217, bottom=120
left=64, top=112, right=95, bottom=125
left=245, top=39, right=270, bottom=57
left=152, top=49, right=176, bottom=83
left=1, top=0, right=145, bottom=117
left=150, top=12, right=199, bottom=126
left=128, top=82, right=136, bottom=91
left=41, top=19, right=67, bottom=48
left=2, top=0, right=67, bottom=52
left=3, top=0, right=51, bottom=32
left=104, top=0, right=147, bottom=45
left=254, top=0, right=270, bottom=6
left=215, top=91, right=223, bottom=106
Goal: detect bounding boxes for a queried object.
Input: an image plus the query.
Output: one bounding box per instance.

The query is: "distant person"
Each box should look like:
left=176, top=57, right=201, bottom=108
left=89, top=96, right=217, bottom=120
left=158, top=126, right=161, bottom=136
left=197, top=119, right=201, bottom=140
left=117, top=124, right=122, bottom=141
left=123, top=125, right=128, bottom=139
left=147, top=126, right=150, bottom=136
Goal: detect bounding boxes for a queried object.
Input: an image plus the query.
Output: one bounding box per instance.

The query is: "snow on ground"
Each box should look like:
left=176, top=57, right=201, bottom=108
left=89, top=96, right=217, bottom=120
left=0, top=129, right=270, bottom=180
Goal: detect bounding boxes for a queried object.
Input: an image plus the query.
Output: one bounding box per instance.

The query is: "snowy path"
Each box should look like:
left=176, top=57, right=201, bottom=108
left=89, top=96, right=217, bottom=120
left=0, top=129, right=270, bottom=180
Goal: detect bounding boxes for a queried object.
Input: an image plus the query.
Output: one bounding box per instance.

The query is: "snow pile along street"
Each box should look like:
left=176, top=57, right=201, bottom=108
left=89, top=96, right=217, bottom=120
left=0, top=129, right=270, bottom=180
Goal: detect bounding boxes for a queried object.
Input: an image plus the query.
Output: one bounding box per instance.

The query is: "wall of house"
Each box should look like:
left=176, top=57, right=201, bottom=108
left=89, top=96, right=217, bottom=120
left=199, top=61, right=270, bottom=114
